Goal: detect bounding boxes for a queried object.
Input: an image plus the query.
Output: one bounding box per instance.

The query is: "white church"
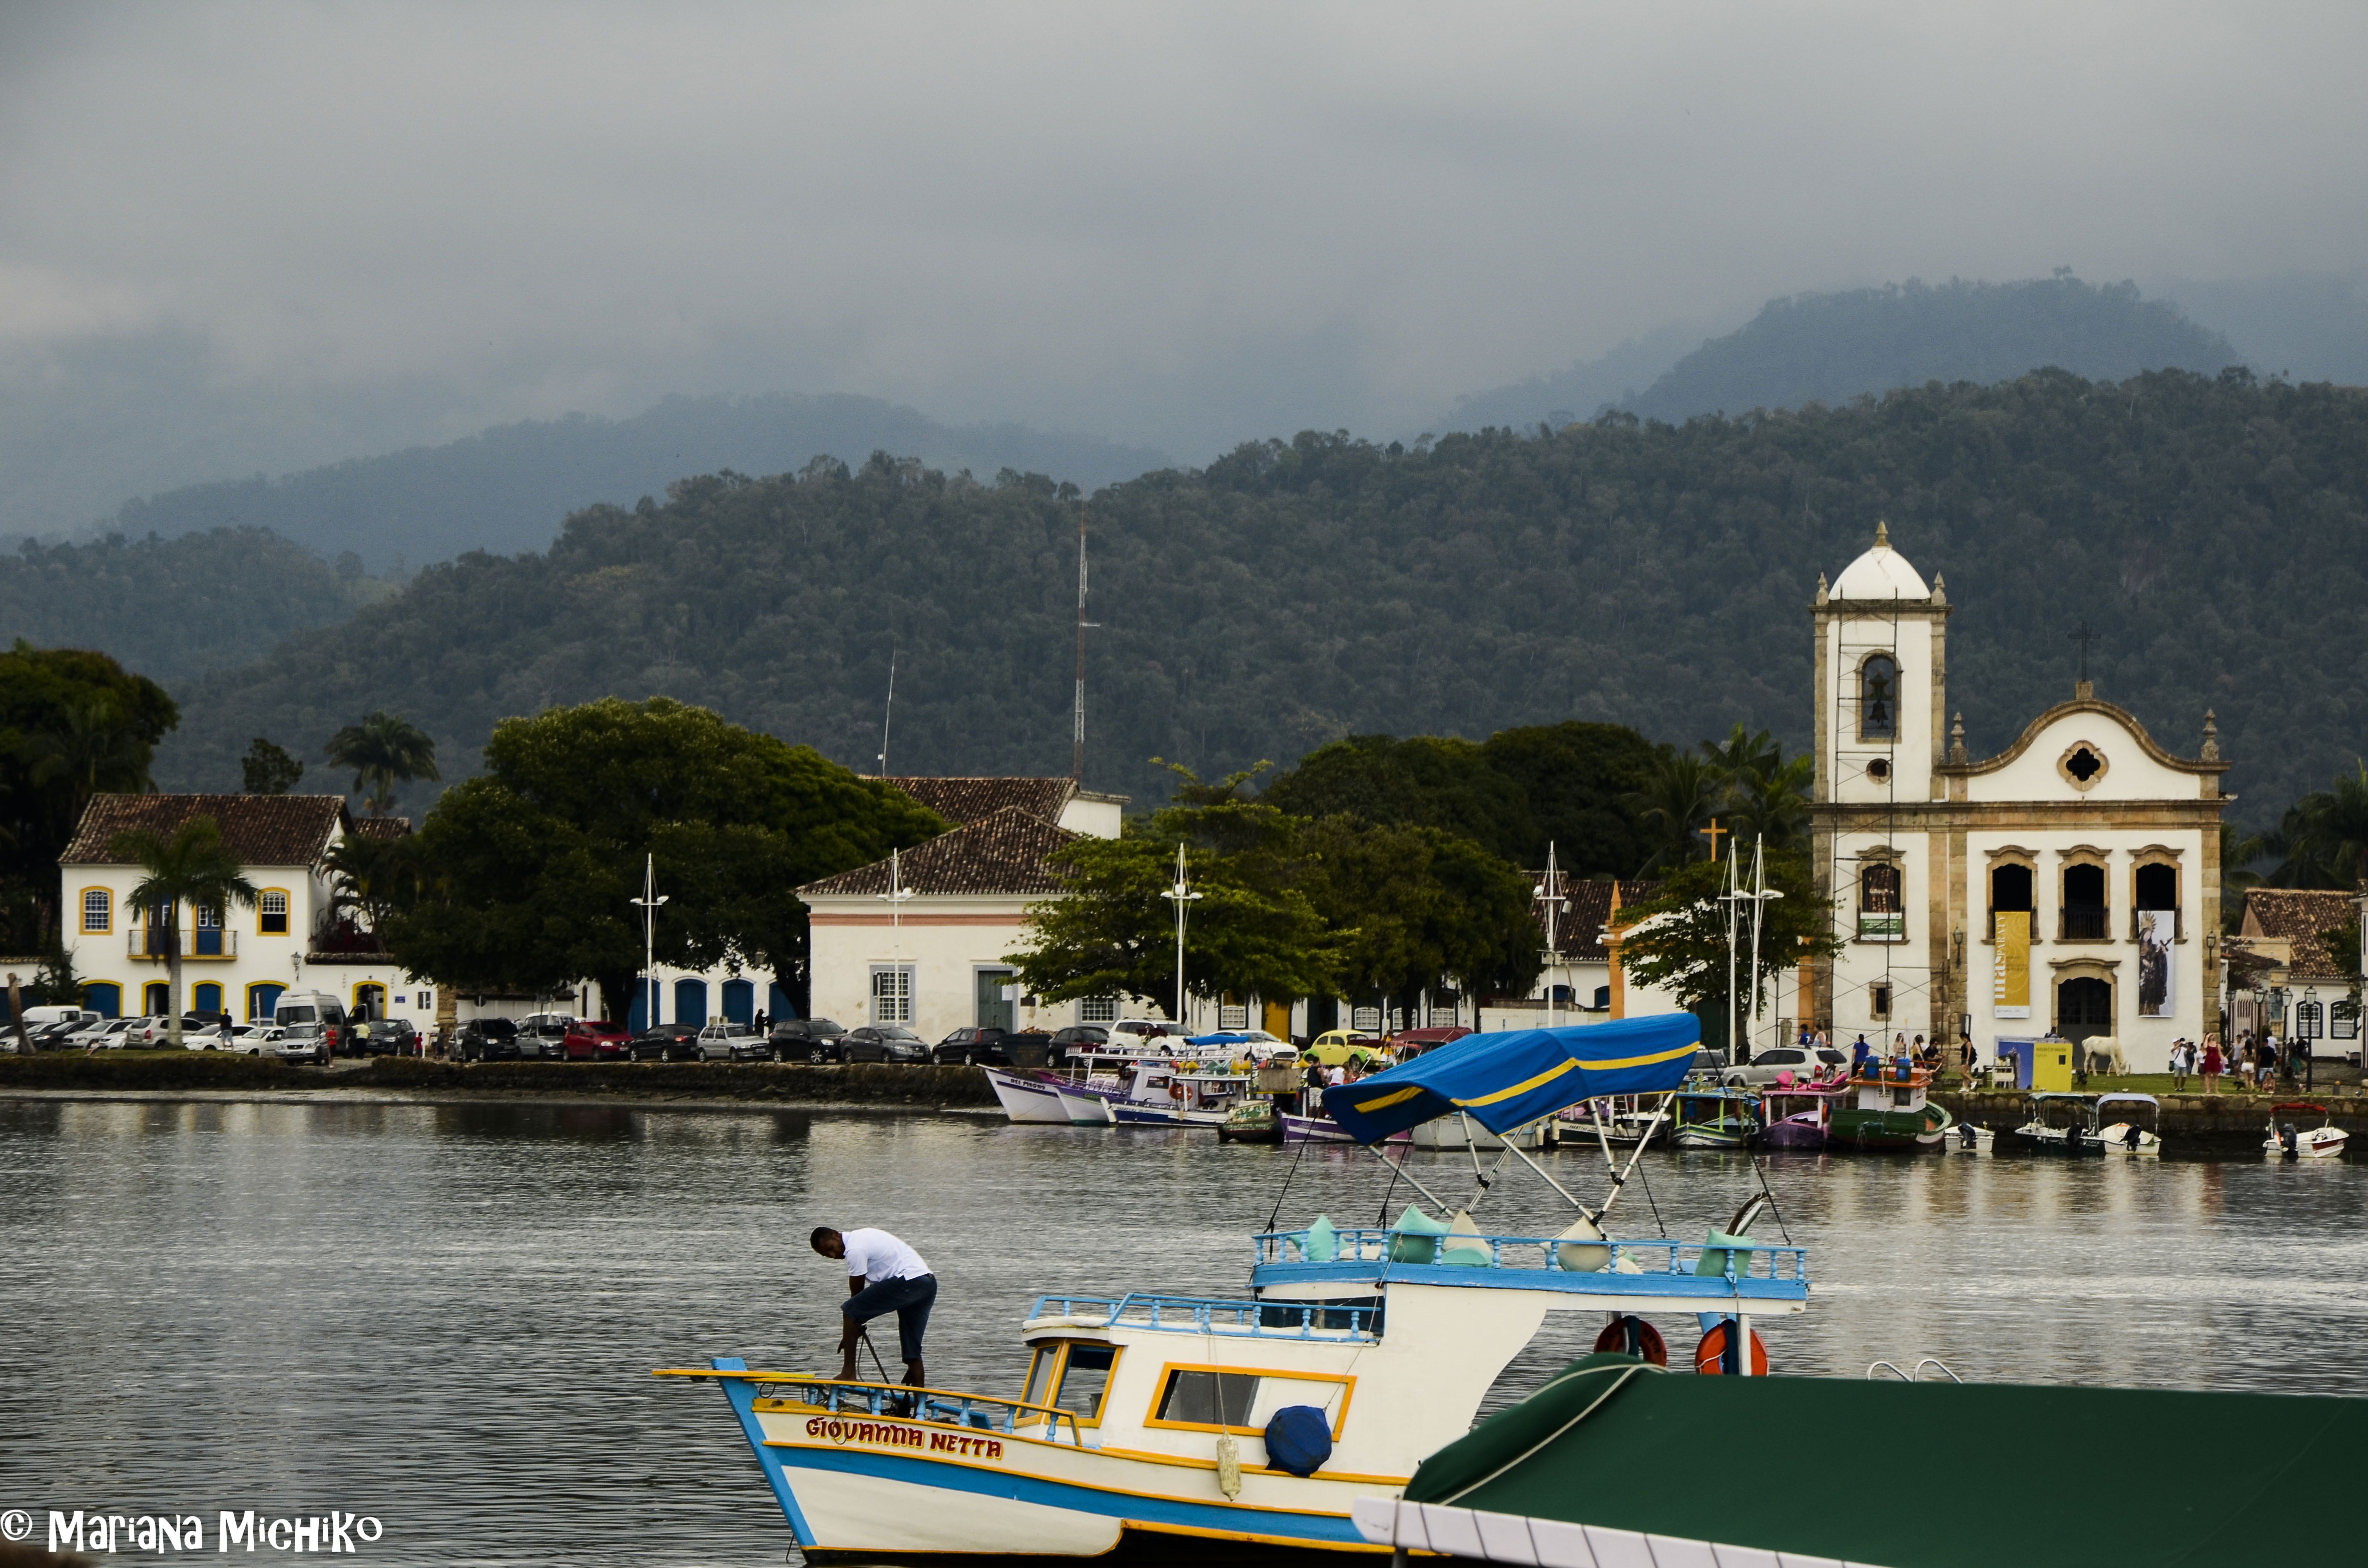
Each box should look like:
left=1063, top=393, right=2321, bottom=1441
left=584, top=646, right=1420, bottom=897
left=1808, top=525, right=2228, bottom=1073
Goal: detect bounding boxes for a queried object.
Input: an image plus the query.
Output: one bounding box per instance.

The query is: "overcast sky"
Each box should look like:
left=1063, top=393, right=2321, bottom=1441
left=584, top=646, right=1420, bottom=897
left=4, top=1, right=2365, bottom=463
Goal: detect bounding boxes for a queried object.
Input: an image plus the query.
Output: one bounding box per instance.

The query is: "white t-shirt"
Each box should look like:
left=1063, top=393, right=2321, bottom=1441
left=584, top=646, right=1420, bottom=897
left=842, top=1227, right=930, bottom=1284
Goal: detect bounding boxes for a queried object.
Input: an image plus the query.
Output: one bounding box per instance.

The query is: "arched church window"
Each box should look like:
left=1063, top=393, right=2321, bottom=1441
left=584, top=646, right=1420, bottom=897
left=2062, top=863, right=2107, bottom=940
left=1859, top=655, right=1898, bottom=740
left=2133, top=864, right=2177, bottom=910
left=1858, top=862, right=1903, bottom=940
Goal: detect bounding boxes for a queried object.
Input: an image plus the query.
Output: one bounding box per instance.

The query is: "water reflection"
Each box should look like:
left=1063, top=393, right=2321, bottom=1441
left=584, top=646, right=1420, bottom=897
left=2, top=1103, right=2364, bottom=1566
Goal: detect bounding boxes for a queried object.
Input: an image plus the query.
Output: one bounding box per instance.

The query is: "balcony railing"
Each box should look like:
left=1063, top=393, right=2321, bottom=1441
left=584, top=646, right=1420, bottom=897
left=2060, top=906, right=2110, bottom=940
left=128, top=928, right=238, bottom=959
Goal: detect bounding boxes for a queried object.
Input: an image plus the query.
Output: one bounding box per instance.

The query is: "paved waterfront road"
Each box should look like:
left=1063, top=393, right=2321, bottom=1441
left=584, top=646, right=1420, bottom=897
left=4, top=1100, right=2364, bottom=1564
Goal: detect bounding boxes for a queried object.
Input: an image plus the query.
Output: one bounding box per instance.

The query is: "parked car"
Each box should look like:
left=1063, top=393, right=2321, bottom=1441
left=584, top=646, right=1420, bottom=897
left=181, top=1022, right=251, bottom=1050
left=1109, top=1019, right=1177, bottom=1050
left=514, top=1013, right=577, bottom=1061
left=768, top=1017, right=849, bottom=1063
left=28, top=1019, right=87, bottom=1050
left=627, top=1022, right=706, bottom=1062
left=1393, top=1026, right=1473, bottom=1058
left=690, top=1021, right=772, bottom=1062
left=347, top=1018, right=419, bottom=1057
left=1049, top=1024, right=1109, bottom=1066
left=267, top=1026, right=327, bottom=1064
left=931, top=1025, right=1023, bottom=1066
left=562, top=1020, right=630, bottom=1061
left=454, top=1017, right=522, bottom=1062
left=274, top=992, right=348, bottom=1060
left=67, top=1017, right=138, bottom=1050
left=1722, top=1044, right=1850, bottom=1088
left=840, top=1025, right=929, bottom=1064
left=232, top=1025, right=284, bottom=1056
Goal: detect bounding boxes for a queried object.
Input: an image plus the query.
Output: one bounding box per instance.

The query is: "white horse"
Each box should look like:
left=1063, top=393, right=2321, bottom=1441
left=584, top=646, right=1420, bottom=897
left=2082, top=1036, right=2128, bottom=1076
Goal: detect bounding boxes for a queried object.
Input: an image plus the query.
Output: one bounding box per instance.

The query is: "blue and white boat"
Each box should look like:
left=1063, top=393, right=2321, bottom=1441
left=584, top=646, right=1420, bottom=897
left=665, top=1014, right=1806, bottom=1563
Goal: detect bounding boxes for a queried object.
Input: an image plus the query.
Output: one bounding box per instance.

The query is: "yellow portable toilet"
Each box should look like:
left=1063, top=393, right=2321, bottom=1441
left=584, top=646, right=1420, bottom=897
left=2032, top=1036, right=2075, bottom=1092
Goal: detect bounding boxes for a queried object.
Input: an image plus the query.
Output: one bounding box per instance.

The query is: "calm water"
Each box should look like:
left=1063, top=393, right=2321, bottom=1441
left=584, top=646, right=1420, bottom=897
left=3, top=1100, right=2364, bottom=1564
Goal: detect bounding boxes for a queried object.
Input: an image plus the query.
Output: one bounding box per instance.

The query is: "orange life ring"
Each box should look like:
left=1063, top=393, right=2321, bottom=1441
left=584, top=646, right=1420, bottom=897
left=1693, top=1322, right=1769, bottom=1376
left=1168, top=1081, right=1186, bottom=1101
left=1592, top=1315, right=1668, bottom=1366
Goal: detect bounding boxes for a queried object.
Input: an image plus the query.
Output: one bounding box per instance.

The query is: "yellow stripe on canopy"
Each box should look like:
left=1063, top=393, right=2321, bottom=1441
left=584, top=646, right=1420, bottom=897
left=1450, top=1041, right=1698, bottom=1109
left=1349, top=1086, right=1425, bottom=1114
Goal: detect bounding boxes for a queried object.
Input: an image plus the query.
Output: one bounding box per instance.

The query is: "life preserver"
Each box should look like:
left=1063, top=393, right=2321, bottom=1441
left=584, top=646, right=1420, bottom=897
left=1168, top=1081, right=1186, bottom=1101
left=1693, top=1322, right=1769, bottom=1375
left=1592, top=1315, right=1668, bottom=1366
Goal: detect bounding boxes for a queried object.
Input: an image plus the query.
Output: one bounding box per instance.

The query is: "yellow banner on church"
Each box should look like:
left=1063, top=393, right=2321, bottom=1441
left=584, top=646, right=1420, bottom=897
left=1994, top=911, right=2031, bottom=1018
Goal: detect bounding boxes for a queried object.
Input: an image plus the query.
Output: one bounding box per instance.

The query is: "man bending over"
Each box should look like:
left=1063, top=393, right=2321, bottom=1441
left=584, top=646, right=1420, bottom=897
left=811, top=1225, right=937, bottom=1387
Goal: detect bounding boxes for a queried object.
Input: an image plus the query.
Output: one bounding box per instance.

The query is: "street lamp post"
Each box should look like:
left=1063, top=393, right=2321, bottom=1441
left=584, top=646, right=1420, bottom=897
left=630, top=854, right=668, bottom=1031
left=879, top=848, right=914, bottom=1025
left=1161, top=844, right=1201, bottom=1033
left=1534, top=842, right=1567, bottom=1030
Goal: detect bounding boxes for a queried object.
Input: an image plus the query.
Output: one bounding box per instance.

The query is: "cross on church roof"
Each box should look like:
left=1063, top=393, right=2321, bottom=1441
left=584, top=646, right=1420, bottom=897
left=2067, top=620, right=2100, bottom=687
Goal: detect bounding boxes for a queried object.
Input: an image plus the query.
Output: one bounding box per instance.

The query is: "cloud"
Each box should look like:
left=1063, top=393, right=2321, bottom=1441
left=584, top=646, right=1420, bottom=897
left=3, top=1, right=2365, bottom=459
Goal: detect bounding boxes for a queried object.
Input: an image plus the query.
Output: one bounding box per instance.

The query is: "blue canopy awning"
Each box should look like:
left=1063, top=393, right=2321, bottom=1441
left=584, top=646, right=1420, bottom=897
left=1324, top=1013, right=1701, bottom=1145
left=1184, top=1032, right=1258, bottom=1046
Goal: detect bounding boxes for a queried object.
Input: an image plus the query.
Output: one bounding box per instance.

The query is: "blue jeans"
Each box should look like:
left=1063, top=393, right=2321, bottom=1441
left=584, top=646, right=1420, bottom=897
left=843, top=1273, right=937, bottom=1364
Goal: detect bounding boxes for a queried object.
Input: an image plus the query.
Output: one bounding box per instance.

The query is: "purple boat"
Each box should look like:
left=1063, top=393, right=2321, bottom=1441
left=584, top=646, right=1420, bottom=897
left=1759, top=1081, right=1846, bottom=1149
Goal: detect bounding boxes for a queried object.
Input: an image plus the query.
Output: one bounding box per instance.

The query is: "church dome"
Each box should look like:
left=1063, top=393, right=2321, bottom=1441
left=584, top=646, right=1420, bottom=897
left=1832, top=521, right=1929, bottom=600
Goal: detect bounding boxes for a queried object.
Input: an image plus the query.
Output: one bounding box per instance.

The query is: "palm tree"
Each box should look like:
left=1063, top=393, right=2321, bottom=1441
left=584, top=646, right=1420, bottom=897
left=325, top=711, right=441, bottom=817
left=1627, top=752, right=1719, bottom=873
left=2269, top=761, right=2368, bottom=890
left=109, top=816, right=258, bottom=1048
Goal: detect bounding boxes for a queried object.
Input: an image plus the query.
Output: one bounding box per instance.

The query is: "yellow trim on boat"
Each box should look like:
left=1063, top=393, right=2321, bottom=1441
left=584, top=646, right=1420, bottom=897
left=1122, top=1519, right=1397, bottom=1552
left=1090, top=1444, right=1409, bottom=1485
left=762, top=1438, right=1369, bottom=1517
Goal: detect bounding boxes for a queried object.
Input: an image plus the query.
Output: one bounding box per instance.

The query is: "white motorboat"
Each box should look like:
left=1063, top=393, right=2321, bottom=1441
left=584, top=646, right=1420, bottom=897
left=1052, top=1085, right=1116, bottom=1125
left=2265, top=1102, right=2349, bottom=1159
left=2091, top=1092, right=2163, bottom=1157
left=983, top=1067, right=1071, bottom=1124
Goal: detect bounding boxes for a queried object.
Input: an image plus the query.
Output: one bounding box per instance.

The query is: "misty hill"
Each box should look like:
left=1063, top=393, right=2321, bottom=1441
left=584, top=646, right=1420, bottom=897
left=77, top=391, right=1169, bottom=572
left=1626, top=276, right=2235, bottom=422
left=1446, top=276, right=2240, bottom=432
left=2, top=527, right=397, bottom=676
left=147, top=367, right=2368, bottom=832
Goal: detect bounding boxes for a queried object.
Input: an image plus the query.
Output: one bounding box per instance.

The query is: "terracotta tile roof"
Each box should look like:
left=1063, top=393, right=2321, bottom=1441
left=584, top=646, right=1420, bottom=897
left=885, top=776, right=1075, bottom=828
left=348, top=816, right=413, bottom=840
left=1525, top=875, right=1661, bottom=961
left=63, top=794, right=348, bottom=868
left=2240, top=887, right=2364, bottom=981
left=799, top=806, right=1080, bottom=899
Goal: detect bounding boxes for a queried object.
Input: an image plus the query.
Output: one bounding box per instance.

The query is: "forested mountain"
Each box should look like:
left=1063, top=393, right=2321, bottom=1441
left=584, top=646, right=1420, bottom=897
left=1625, top=277, right=2235, bottom=423
left=1446, top=276, right=2242, bottom=432
left=1, top=527, right=397, bottom=676
left=68, top=392, right=1168, bottom=572
left=150, top=367, right=2368, bottom=830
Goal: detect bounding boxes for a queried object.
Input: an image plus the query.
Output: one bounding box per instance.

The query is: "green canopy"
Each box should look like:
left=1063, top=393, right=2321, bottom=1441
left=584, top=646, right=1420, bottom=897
left=1388, top=1353, right=2368, bottom=1568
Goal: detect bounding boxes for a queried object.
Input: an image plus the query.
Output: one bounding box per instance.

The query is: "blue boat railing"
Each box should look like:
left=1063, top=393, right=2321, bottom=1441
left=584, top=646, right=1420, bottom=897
left=1253, top=1228, right=1809, bottom=1288
left=751, top=1376, right=1086, bottom=1446
left=1026, top=1291, right=1382, bottom=1340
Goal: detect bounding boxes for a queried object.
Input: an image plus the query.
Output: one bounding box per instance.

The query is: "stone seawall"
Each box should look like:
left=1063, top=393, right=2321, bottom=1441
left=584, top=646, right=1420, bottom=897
left=1934, top=1088, right=2361, bottom=1149
left=0, top=1052, right=999, bottom=1106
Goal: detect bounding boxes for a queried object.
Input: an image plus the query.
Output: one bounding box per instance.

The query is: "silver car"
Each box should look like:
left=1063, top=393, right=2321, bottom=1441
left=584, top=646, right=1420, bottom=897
left=1723, top=1044, right=1851, bottom=1087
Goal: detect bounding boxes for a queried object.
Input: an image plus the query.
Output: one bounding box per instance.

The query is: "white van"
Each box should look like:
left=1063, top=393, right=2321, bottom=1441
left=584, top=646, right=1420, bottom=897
left=273, top=991, right=349, bottom=1065
left=21, top=1005, right=98, bottom=1032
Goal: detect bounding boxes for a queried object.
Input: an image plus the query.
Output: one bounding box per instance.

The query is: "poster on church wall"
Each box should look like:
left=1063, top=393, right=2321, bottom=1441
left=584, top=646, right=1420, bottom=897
left=2137, top=910, right=2173, bottom=1016
left=1993, top=911, right=2031, bottom=1018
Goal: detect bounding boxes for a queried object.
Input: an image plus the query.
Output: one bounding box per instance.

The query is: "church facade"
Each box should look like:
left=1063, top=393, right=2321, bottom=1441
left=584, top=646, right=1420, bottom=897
left=1808, top=526, right=2229, bottom=1072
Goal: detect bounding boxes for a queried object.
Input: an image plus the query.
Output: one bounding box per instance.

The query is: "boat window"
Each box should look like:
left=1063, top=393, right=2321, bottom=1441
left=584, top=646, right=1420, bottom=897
left=1055, top=1344, right=1118, bottom=1423
left=1155, top=1369, right=1260, bottom=1428
left=1021, top=1346, right=1061, bottom=1411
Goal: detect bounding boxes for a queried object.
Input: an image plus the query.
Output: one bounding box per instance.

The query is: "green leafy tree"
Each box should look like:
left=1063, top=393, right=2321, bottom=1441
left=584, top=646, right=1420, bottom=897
left=108, top=815, right=258, bottom=1047
left=325, top=710, right=440, bottom=816
left=0, top=643, right=177, bottom=953
left=1627, top=752, right=1720, bottom=873
left=241, top=736, right=305, bottom=795
left=1699, top=724, right=1814, bottom=853
left=1297, top=817, right=1541, bottom=1016
left=385, top=697, right=945, bottom=1015
left=1612, top=852, right=1842, bottom=1050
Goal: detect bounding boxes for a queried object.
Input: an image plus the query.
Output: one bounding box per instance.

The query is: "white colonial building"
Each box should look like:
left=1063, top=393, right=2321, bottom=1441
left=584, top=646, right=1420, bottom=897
left=1810, top=525, right=2229, bottom=1071
left=799, top=777, right=1135, bottom=1040
left=58, top=793, right=436, bottom=1028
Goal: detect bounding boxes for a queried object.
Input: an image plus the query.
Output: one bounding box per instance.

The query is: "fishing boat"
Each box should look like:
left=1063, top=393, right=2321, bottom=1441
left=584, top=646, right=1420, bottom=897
left=1053, top=1085, right=1117, bottom=1125
left=1217, top=1098, right=1284, bottom=1143
left=1669, top=1087, right=1760, bottom=1149
left=1758, top=1079, right=1847, bottom=1150
left=2265, top=1102, right=2349, bottom=1159
left=2092, top=1092, right=2163, bottom=1156
left=984, top=1067, right=1072, bottom=1124
left=1829, top=1062, right=1954, bottom=1150
left=1555, top=1096, right=1660, bottom=1147
left=664, top=1014, right=1805, bottom=1564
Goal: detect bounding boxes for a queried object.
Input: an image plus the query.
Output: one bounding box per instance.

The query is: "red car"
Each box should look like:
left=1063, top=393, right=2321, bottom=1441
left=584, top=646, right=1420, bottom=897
left=563, top=1020, right=630, bottom=1061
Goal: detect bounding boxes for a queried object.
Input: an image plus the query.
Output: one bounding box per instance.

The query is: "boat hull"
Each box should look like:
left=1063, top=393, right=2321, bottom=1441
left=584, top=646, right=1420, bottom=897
left=719, top=1377, right=1389, bottom=1562
left=1053, top=1088, right=1116, bottom=1125
left=1758, top=1117, right=1827, bottom=1150
left=987, top=1069, right=1073, bottom=1125
left=1832, top=1101, right=1952, bottom=1150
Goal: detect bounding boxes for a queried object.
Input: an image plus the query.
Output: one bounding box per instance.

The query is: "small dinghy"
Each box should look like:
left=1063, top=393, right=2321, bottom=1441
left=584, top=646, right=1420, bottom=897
left=2266, top=1102, right=2349, bottom=1159
left=2093, top=1092, right=2163, bottom=1157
